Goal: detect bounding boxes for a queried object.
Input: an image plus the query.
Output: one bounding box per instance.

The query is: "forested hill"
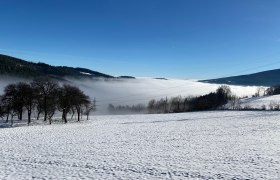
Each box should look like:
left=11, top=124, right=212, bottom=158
left=0, top=54, right=114, bottom=79
left=201, top=69, right=280, bottom=86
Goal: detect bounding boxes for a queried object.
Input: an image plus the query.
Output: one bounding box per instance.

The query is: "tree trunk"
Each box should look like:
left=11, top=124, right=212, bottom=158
left=77, top=111, right=80, bottom=121
left=71, top=108, right=75, bottom=119
left=64, top=115, right=67, bottom=123
left=19, top=109, right=23, bottom=120
left=44, top=111, right=47, bottom=122
left=11, top=115, right=14, bottom=126
left=62, top=110, right=67, bottom=123
left=36, top=111, right=40, bottom=120
left=48, top=111, right=55, bottom=121
left=28, top=110, right=31, bottom=125
left=6, top=113, right=9, bottom=123
left=44, top=95, right=47, bottom=121
left=62, top=111, right=64, bottom=123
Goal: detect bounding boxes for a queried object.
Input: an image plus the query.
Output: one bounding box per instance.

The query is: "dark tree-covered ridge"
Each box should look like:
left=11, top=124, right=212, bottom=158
left=0, top=54, right=114, bottom=79
left=201, top=69, right=280, bottom=86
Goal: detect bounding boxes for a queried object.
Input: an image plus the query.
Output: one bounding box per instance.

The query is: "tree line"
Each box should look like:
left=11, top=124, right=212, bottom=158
left=146, top=85, right=280, bottom=113
left=106, top=86, right=234, bottom=114
left=265, top=85, right=280, bottom=96
left=0, top=76, right=96, bottom=125
left=147, top=86, right=233, bottom=113
left=107, top=104, right=146, bottom=114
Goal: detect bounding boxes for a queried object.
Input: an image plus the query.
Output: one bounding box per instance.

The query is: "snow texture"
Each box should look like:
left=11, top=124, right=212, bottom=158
left=240, top=95, right=280, bottom=109
left=1, top=111, right=280, bottom=179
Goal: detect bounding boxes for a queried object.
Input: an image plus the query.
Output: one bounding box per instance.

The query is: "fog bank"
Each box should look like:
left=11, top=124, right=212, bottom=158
left=0, top=76, right=259, bottom=114
left=69, top=77, right=259, bottom=114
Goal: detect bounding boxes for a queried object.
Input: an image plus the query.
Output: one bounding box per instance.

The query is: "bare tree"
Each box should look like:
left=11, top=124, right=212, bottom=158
left=0, top=96, right=5, bottom=120
left=170, top=96, right=182, bottom=113
left=19, top=83, right=36, bottom=125
left=148, top=99, right=156, bottom=113
left=229, top=96, right=241, bottom=110
left=183, top=96, right=193, bottom=112
left=84, top=99, right=96, bottom=120
left=57, top=85, right=72, bottom=123
left=73, top=89, right=90, bottom=122
left=32, top=76, right=59, bottom=124
left=2, top=84, right=17, bottom=123
left=57, top=84, right=90, bottom=123
left=154, top=98, right=165, bottom=113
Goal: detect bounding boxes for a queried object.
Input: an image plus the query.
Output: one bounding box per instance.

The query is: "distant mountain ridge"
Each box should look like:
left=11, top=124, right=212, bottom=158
left=0, top=54, right=114, bottom=79
left=2, top=54, right=280, bottom=86
left=201, top=69, right=280, bottom=86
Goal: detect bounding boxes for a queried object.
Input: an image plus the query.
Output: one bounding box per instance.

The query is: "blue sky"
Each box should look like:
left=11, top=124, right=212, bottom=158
left=0, top=0, right=280, bottom=79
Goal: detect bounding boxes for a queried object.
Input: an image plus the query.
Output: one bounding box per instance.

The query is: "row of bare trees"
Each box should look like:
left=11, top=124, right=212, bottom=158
left=0, top=76, right=96, bottom=125
left=107, top=104, right=146, bottom=114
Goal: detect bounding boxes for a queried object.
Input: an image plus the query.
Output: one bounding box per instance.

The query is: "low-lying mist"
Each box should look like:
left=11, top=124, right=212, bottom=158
left=0, top=76, right=259, bottom=115
left=0, top=76, right=30, bottom=93
left=68, top=77, right=259, bottom=114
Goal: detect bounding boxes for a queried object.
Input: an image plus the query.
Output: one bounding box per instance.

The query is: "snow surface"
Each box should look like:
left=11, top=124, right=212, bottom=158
left=1, top=111, right=280, bottom=179
left=240, top=95, right=280, bottom=109
left=80, top=71, right=92, bottom=75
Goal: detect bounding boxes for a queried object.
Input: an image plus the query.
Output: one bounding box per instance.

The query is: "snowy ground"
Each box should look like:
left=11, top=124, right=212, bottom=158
left=1, top=111, right=280, bottom=179
left=239, top=95, right=280, bottom=109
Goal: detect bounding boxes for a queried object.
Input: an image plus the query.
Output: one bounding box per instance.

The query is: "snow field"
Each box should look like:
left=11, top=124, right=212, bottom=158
left=240, top=95, right=280, bottom=109
left=1, top=111, right=280, bottom=179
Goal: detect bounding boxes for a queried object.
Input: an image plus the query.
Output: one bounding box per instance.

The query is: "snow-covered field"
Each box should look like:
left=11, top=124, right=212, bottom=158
left=240, top=95, right=280, bottom=109
left=1, top=111, right=280, bottom=179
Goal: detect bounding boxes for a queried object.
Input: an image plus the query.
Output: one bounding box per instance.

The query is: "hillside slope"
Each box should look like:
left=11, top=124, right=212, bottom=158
left=201, top=69, right=280, bottom=86
left=238, top=95, right=280, bottom=109
left=0, top=54, right=113, bottom=79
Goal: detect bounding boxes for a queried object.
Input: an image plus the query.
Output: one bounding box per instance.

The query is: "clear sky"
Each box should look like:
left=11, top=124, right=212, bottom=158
left=0, top=0, right=280, bottom=79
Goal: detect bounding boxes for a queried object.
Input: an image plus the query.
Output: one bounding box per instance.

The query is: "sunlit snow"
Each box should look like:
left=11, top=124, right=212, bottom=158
left=0, top=111, right=280, bottom=179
